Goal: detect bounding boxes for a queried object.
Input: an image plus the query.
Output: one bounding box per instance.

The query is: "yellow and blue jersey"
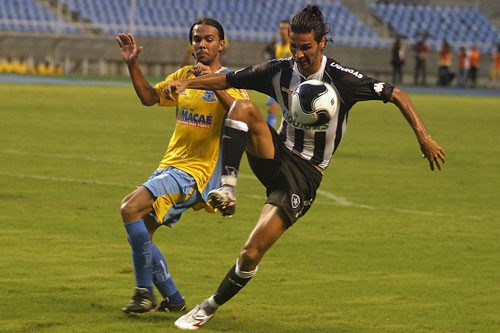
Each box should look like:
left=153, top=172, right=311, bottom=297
left=154, top=66, right=248, bottom=194
left=275, top=42, right=291, bottom=59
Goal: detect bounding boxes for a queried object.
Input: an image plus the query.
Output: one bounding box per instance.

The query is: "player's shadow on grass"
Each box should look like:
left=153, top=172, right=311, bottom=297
left=118, top=312, right=180, bottom=323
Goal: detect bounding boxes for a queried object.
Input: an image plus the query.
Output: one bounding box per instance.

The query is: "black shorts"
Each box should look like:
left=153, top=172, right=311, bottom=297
left=246, top=126, right=323, bottom=228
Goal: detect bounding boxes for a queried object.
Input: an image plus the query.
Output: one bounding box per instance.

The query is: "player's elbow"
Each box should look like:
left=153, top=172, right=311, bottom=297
left=390, top=87, right=408, bottom=105
left=140, top=98, right=156, bottom=106
left=139, top=94, right=159, bottom=106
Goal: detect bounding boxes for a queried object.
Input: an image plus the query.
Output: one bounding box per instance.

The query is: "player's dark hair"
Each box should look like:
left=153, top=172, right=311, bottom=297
left=290, top=5, right=331, bottom=43
left=189, top=18, right=225, bottom=43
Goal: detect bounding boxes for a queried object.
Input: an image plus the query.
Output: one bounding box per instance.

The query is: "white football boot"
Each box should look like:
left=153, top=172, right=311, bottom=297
left=174, top=305, right=215, bottom=330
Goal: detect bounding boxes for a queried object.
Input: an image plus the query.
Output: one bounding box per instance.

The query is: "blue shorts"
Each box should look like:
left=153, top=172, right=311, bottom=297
left=266, top=96, right=278, bottom=105
left=143, top=166, right=217, bottom=227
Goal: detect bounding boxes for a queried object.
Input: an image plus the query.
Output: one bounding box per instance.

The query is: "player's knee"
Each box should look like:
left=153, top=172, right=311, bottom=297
left=229, top=99, right=261, bottom=122
left=239, top=246, right=263, bottom=270
left=120, top=197, right=140, bottom=223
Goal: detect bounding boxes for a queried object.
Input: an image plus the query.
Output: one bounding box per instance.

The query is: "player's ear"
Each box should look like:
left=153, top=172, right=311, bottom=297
left=218, top=39, right=225, bottom=52
left=319, top=36, right=326, bottom=50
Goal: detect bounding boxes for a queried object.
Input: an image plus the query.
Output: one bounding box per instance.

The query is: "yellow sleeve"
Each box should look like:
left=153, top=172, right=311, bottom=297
left=225, top=87, right=249, bottom=100
left=154, top=66, right=193, bottom=107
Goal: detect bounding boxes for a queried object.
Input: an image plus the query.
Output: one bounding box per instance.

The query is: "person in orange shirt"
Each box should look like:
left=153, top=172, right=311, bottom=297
left=491, top=45, right=500, bottom=88
left=457, top=46, right=468, bottom=87
left=468, top=45, right=480, bottom=88
left=438, top=40, right=453, bottom=86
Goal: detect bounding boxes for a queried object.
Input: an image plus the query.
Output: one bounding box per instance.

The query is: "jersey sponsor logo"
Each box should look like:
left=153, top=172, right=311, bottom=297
left=177, top=108, right=213, bottom=128
left=291, top=194, right=301, bottom=209
left=373, top=82, right=385, bottom=96
left=283, top=110, right=330, bottom=131
left=202, top=90, right=217, bottom=102
left=330, top=62, right=364, bottom=79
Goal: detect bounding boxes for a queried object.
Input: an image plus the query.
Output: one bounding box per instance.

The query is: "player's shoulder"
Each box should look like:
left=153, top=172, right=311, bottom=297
left=254, top=58, right=293, bottom=72
left=218, top=67, right=232, bottom=74
left=273, top=57, right=294, bottom=68
left=326, top=58, right=365, bottom=81
left=175, top=65, right=196, bottom=79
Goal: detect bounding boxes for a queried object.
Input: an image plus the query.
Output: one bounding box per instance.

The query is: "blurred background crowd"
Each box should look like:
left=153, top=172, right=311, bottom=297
left=1, top=0, right=499, bottom=88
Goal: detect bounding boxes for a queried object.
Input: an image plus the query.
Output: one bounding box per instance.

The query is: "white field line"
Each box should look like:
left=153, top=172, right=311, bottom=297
left=1, top=149, right=482, bottom=220
left=0, top=149, right=150, bottom=166
left=316, top=189, right=375, bottom=209
left=1, top=173, right=135, bottom=188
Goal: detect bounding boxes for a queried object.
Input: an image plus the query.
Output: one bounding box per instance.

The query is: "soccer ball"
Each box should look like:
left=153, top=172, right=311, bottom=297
left=291, top=79, right=339, bottom=126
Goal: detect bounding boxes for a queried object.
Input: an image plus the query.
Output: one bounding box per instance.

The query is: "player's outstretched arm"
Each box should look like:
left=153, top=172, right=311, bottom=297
left=390, top=87, right=446, bottom=171
left=189, top=62, right=238, bottom=111
left=116, top=33, right=159, bottom=106
left=162, top=73, right=230, bottom=101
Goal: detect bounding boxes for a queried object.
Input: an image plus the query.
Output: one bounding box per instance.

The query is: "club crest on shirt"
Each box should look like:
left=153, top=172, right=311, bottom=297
left=202, top=91, right=217, bottom=102
left=291, top=194, right=301, bottom=209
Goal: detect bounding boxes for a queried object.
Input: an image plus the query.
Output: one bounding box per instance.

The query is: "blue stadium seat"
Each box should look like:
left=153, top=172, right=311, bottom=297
left=370, top=2, right=498, bottom=52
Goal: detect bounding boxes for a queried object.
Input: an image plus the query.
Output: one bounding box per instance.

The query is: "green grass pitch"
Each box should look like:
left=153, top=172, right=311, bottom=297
left=0, top=81, right=499, bottom=332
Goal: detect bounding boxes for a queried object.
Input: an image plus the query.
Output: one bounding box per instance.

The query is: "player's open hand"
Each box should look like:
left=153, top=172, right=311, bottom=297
left=116, top=33, right=143, bottom=64
left=162, top=80, right=189, bottom=101
left=420, top=138, right=446, bottom=171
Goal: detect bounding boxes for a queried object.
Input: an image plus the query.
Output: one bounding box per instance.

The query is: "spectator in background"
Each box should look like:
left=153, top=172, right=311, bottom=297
left=71, top=61, right=83, bottom=74
left=261, top=36, right=277, bottom=61
left=0, top=56, right=15, bottom=73
left=438, top=40, right=453, bottom=86
left=54, top=63, right=64, bottom=75
left=491, top=45, right=500, bottom=89
left=0, top=56, right=30, bottom=74
left=413, top=38, right=429, bottom=86
left=390, top=37, right=405, bottom=84
left=456, top=45, right=468, bottom=88
left=15, top=57, right=30, bottom=74
left=265, top=20, right=291, bottom=128
left=468, top=45, right=480, bottom=88
left=34, top=60, right=56, bottom=75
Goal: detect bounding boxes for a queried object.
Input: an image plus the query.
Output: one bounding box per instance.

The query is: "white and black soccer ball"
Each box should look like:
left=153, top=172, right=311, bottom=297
left=291, top=79, right=339, bottom=126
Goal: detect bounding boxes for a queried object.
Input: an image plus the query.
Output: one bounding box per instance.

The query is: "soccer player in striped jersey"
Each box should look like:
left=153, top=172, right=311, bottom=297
left=164, top=5, right=445, bottom=330
left=115, top=18, right=247, bottom=315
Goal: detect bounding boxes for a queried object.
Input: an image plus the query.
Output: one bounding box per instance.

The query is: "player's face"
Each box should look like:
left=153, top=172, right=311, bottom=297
left=278, top=22, right=290, bottom=42
left=191, top=24, right=224, bottom=65
left=289, top=32, right=326, bottom=77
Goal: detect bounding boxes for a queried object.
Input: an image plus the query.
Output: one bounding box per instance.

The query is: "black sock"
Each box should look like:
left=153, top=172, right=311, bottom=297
left=221, top=119, right=248, bottom=184
left=212, top=263, right=256, bottom=306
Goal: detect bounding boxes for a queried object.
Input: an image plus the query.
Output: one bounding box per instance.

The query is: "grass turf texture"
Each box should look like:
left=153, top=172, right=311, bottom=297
left=0, top=82, right=499, bottom=333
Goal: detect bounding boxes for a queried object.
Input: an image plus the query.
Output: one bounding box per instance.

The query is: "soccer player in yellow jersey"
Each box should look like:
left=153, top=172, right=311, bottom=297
left=265, top=20, right=291, bottom=128
left=115, top=18, right=247, bottom=314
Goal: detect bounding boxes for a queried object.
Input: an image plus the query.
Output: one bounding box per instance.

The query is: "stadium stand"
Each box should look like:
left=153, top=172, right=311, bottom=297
left=0, top=0, right=77, bottom=33
left=370, top=2, right=499, bottom=52
left=0, top=0, right=381, bottom=47
left=0, top=0, right=499, bottom=84
left=1, top=0, right=498, bottom=49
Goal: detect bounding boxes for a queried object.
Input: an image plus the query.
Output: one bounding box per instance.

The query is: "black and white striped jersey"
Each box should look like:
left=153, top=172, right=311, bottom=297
left=226, top=56, right=394, bottom=170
